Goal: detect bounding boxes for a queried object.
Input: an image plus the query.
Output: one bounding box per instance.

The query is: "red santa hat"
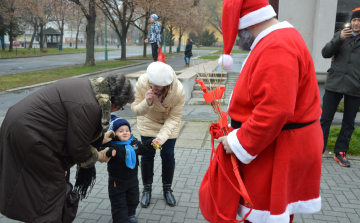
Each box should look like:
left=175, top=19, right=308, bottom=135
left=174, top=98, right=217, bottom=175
left=219, top=0, right=277, bottom=69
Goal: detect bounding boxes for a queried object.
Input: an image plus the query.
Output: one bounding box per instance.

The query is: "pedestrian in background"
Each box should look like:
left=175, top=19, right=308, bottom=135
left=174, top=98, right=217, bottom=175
left=131, top=62, right=185, bottom=208
left=144, top=14, right=162, bottom=61
left=320, top=7, right=360, bottom=167
left=184, top=38, right=193, bottom=66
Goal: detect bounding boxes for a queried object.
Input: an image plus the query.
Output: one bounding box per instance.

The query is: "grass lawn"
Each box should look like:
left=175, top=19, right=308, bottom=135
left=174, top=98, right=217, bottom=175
left=0, top=60, right=136, bottom=91
left=193, top=47, right=223, bottom=50
left=198, top=55, right=220, bottom=59
left=326, top=126, right=360, bottom=155
left=214, top=49, right=249, bottom=54
left=0, top=48, right=116, bottom=58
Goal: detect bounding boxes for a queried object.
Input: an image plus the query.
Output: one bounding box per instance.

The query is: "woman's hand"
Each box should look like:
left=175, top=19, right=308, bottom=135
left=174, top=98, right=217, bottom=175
left=102, top=130, right=115, bottom=144
left=145, top=89, right=155, bottom=106
left=98, top=147, right=111, bottom=163
left=152, top=137, right=163, bottom=146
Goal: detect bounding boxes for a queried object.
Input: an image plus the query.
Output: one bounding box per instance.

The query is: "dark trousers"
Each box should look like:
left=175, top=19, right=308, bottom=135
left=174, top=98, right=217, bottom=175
left=320, top=90, right=360, bottom=153
left=140, top=136, right=176, bottom=167
left=108, top=176, right=139, bottom=223
left=151, top=43, right=158, bottom=62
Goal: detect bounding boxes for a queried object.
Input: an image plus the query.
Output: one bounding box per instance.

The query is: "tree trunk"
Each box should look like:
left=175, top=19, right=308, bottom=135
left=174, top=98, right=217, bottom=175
left=178, top=28, right=182, bottom=53
left=169, top=26, right=173, bottom=53
left=84, top=0, right=96, bottom=66
left=39, top=23, right=44, bottom=51
left=120, top=27, right=127, bottom=60
left=29, top=21, right=37, bottom=49
left=142, top=13, right=150, bottom=58
left=60, top=22, right=64, bottom=48
left=8, top=22, right=13, bottom=52
left=75, top=20, right=81, bottom=49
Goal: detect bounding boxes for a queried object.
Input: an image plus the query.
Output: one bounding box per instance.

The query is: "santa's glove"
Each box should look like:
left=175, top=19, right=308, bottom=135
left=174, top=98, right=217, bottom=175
left=79, top=146, right=99, bottom=168
left=98, top=147, right=111, bottom=163
left=102, top=130, right=115, bottom=144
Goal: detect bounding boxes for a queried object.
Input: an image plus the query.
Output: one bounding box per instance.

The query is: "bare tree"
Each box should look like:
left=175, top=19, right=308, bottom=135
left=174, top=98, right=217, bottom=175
left=70, top=0, right=97, bottom=65
left=97, top=0, right=142, bottom=60
left=68, top=4, right=84, bottom=49
left=50, top=0, right=73, bottom=47
left=203, top=0, right=222, bottom=35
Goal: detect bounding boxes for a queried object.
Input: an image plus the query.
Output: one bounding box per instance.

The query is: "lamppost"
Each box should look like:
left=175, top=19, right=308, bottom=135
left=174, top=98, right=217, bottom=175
left=163, top=28, right=166, bottom=53
left=105, top=15, right=108, bottom=61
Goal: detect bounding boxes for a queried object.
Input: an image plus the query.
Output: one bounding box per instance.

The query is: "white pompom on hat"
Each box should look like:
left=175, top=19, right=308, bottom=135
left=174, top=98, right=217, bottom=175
left=218, top=0, right=277, bottom=69
left=146, top=62, right=174, bottom=86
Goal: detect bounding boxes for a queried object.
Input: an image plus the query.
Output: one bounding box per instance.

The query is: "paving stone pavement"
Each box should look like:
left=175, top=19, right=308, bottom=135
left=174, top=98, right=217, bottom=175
left=1, top=119, right=360, bottom=223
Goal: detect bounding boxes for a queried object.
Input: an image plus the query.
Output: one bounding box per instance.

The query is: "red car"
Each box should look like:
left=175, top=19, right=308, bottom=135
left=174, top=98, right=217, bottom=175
left=13, top=41, right=21, bottom=47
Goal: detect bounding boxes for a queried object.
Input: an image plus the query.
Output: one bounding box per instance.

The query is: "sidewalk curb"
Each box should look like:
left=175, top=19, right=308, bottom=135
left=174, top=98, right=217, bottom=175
left=0, top=49, right=120, bottom=60
left=5, top=61, right=149, bottom=92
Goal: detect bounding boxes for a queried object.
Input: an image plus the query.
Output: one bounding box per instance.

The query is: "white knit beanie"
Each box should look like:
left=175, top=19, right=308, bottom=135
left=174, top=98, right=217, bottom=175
left=146, top=62, right=174, bottom=86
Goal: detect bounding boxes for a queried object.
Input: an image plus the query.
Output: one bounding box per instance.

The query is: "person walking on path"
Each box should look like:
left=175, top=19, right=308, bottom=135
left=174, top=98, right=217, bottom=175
left=217, top=0, right=323, bottom=222
left=184, top=38, right=193, bottom=66
left=320, top=7, right=360, bottom=167
left=131, top=62, right=185, bottom=208
left=0, top=74, right=135, bottom=222
left=101, top=115, right=155, bottom=223
left=145, top=14, right=162, bottom=61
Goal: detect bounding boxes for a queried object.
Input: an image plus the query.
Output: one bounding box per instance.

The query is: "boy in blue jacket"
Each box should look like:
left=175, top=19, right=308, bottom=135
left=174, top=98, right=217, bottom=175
left=102, top=115, right=154, bottom=223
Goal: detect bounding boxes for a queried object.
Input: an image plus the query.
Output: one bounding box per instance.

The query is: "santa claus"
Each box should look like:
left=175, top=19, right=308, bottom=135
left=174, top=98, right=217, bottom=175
left=217, top=0, right=324, bottom=222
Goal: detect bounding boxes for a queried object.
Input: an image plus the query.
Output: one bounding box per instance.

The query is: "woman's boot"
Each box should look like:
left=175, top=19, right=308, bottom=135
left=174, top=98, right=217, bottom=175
left=162, top=166, right=176, bottom=206
left=140, top=163, right=154, bottom=208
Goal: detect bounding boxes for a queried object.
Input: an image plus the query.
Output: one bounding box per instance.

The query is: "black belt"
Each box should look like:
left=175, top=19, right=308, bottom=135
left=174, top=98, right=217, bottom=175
left=231, top=119, right=316, bottom=130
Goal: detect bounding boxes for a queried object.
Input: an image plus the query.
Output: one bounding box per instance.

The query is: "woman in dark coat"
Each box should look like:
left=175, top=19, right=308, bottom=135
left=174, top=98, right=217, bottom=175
left=0, top=74, right=134, bottom=223
left=184, top=38, right=193, bottom=67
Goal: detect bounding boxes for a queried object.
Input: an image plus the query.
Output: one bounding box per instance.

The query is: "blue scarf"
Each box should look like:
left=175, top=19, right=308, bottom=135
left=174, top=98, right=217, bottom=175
left=110, top=136, right=136, bottom=169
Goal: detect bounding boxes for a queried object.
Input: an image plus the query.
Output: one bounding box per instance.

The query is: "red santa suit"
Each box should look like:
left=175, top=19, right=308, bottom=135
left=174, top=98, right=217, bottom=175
left=226, top=21, right=323, bottom=223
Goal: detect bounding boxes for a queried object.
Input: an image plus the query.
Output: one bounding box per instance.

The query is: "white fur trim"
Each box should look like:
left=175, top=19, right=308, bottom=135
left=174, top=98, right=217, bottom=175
left=250, top=21, right=294, bottom=50
left=227, top=128, right=257, bottom=164
left=239, top=5, right=277, bottom=30
left=238, top=196, right=322, bottom=223
left=218, top=54, right=234, bottom=70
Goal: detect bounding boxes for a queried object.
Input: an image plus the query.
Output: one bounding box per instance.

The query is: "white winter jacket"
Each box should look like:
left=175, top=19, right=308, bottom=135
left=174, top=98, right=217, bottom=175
left=131, top=72, right=185, bottom=143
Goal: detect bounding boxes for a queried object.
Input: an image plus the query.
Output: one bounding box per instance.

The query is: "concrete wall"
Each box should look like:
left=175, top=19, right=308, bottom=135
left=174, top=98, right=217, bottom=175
left=278, top=0, right=338, bottom=74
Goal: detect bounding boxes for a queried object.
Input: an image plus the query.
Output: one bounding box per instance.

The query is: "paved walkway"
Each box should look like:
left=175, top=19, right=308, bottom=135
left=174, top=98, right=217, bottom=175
left=1, top=118, right=360, bottom=223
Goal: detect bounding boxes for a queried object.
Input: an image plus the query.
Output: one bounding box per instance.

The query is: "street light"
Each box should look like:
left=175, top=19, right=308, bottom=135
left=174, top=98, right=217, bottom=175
left=163, top=28, right=166, bottom=53
left=105, top=15, right=108, bottom=61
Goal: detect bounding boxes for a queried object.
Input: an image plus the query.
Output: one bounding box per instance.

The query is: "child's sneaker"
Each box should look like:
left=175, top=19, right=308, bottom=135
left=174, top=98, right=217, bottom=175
left=129, top=215, right=138, bottom=223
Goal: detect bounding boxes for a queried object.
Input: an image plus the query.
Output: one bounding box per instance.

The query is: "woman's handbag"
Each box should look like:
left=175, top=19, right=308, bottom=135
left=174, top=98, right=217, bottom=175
left=157, top=47, right=166, bottom=63
left=62, top=161, right=80, bottom=223
left=199, top=123, right=253, bottom=223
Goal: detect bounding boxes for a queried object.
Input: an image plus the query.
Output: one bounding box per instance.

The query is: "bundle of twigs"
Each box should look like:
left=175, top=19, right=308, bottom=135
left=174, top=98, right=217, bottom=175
left=194, top=59, right=253, bottom=209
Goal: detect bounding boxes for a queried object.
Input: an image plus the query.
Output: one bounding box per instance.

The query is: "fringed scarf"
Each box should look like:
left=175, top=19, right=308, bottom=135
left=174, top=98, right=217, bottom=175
left=74, top=165, right=96, bottom=200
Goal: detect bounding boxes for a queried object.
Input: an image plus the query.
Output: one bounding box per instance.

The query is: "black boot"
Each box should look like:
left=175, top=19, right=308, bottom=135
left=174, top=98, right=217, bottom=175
left=140, top=163, right=154, bottom=208
left=162, top=166, right=176, bottom=207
